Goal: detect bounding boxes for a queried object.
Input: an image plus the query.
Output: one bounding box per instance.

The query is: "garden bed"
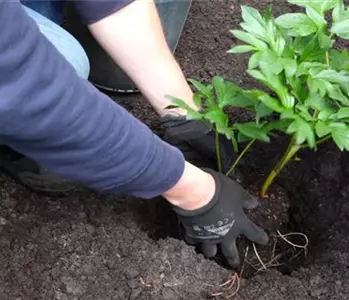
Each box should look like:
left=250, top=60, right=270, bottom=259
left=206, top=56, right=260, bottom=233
left=0, top=1, right=349, bottom=299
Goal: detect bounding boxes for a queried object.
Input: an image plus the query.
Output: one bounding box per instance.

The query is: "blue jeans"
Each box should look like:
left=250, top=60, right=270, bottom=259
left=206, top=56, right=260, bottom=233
left=23, top=4, right=90, bottom=79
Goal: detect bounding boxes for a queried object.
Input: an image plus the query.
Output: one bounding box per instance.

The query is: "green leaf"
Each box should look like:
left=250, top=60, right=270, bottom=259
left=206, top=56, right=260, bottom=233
left=334, top=107, right=349, bottom=119
left=304, top=94, right=330, bottom=110
left=165, top=96, right=204, bottom=120
left=330, top=49, right=349, bottom=71
left=188, top=79, right=212, bottom=98
left=237, top=132, right=253, bottom=143
left=318, top=107, right=336, bottom=120
left=286, top=117, right=316, bottom=148
left=315, top=121, right=331, bottom=137
left=240, top=6, right=267, bottom=41
left=289, top=0, right=338, bottom=14
left=248, top=70, right=295, bottom=108
left=193, top=93, right=203, bottom=108
left=255, top=102, right=273, bottom=120
left=282, top=58, right=297, bottom=78
left=234, top=122, right=270, bottom=142
left=212, top=76, right=240, bottom=107
left=327, top=84, right=349, bottom=105
left=259, top=49, right=284, bottom=75
left=331, top=19, right=349, bottom=39
left=205, top=109, right=228, bottom=129
left=317, top=32, right=334, bottom=49
left=281, top=108, right=296, bottom=119
left=275, top=13, right=318, bottom=36
left=248, top=52, right=262, bottom=69
left=228, top=45, right=257, bottom=53
left=330, top=122, right=349, bottom=150
left=332, top=0, right=349, bottom=23
left=313, top=69, right=349, bottom=85
left=258, top=93, right=285, bottom=113
left=230, top=30, right=268, bottom=51
left=299, top=33, right=328, bottom=63
left=305, top=6, right=327, bottom=29
left=265, top=119, right=292, bottom=133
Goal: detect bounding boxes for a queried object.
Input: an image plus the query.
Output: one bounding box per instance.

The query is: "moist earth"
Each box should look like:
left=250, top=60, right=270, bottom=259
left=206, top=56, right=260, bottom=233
left=1, top=0, right=349, bottom=299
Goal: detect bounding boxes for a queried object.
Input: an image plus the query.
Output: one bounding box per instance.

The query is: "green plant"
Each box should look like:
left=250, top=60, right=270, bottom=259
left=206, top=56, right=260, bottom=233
left=167, top=0, right=349, bottom=197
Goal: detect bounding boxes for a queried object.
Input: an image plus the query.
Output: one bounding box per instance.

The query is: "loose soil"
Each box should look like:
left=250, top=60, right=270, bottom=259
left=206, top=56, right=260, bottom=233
left=1, top=1, right=349, bottom=299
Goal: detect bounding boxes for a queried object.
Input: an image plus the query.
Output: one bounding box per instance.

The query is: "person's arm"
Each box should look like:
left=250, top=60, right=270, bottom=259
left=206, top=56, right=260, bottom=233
left=0, top=1, right=187, bottom=199
left=74, top=0, right=197, bottom=117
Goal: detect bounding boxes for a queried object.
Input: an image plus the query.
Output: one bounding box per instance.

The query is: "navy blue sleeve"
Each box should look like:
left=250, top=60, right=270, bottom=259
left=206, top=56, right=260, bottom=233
left=73, top=0, right=135, bottom=24
left=0, top=1, right=185, bottom=198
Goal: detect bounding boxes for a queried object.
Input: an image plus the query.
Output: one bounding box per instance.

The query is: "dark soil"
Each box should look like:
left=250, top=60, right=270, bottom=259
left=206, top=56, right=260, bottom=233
left=1, top=0, right=349, bottom=299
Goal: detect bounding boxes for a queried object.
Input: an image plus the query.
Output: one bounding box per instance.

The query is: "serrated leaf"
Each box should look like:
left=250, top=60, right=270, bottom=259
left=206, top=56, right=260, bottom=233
left=230, top=30, right=268, bottom=51
left=315, top=121, right=331, bottom=137
left=234, top=122, right=270, bottom=142
left=228, top=45, right=257, bottom=53
left=331, top=19, right=349, bottom=39
left=275, top=13, right=318, bottom=37
left=248, top=52, right=262, bottom=69
left=286, top=117, right=316, bottom=147
left=330, top=122, right=349, bottom=150
left=306, top=6, right=327, bottom=29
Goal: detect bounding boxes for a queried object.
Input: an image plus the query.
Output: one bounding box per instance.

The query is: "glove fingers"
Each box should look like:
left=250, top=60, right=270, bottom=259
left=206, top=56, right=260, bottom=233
left=201, top=243, right=218, bottom=258
left=220, top=237, right=240, bottom=268
left=240, top=216, right=269, bottom=245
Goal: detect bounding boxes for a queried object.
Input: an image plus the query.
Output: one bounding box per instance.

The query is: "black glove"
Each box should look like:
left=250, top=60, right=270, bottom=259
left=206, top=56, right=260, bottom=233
left=161, top=115, right=242, bottom=180
left=171, top=168, right=269, bottom=268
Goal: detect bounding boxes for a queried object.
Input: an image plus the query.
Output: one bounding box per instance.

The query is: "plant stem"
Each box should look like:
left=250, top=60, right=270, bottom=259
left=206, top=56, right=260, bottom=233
left=260, top=136, right=301, bottom=198
left=215, top=130, right=222, bottom=173
left=316, top=135, right=331, bottom=145
left=225, top=139, right=256, bottom=177
left=326, top=51, right=330, bottom=66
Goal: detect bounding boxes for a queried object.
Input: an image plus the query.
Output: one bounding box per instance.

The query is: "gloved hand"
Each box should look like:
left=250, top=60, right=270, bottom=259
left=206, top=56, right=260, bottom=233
left=170, top=168, right=269, bottom=268
left=161, top=115, right=242, bottom=180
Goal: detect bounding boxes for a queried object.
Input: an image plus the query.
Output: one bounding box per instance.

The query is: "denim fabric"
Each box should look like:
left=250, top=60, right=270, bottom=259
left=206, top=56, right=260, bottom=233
left=23, top=5, right=90, bottom=79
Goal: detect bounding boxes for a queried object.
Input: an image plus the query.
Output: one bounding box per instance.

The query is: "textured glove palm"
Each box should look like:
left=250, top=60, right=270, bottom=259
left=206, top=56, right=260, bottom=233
left=171, top=168, right=269, bottom=268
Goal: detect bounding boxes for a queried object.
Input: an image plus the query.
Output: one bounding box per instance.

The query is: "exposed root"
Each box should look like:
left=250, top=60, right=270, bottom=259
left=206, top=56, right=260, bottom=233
left=276, top=230, right=309, bottom=255
left=211, top=272, right=241, bottom=298
left=252, top=243, right=267, bottom=270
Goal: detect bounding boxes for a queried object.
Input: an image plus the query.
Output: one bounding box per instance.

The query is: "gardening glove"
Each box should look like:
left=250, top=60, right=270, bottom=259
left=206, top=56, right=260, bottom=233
left=171, top=168, right=269, bottom=269
left=161, top=115, right=243, bottom=180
